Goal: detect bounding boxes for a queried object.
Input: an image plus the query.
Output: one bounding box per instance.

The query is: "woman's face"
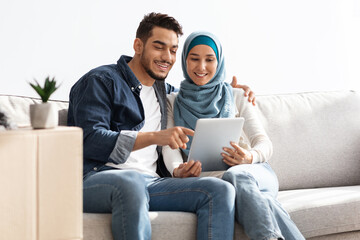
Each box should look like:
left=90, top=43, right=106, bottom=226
left=186, top=44, right=218, bottom=86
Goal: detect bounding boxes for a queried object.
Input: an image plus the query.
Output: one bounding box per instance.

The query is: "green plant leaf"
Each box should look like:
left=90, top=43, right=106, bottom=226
left=29, top=76, right=60, bottom=103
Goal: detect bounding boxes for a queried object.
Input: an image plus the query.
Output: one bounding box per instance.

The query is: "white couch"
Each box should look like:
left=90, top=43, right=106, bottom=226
left=1, top=90, right=360, bottom=240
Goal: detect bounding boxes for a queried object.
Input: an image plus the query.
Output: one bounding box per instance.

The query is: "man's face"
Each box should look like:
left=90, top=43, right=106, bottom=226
left=139, top=27, right=178, bottom=81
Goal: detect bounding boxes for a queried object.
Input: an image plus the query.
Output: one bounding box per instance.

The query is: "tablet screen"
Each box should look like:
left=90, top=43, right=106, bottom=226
left=187, top=118, right=245, bottom=171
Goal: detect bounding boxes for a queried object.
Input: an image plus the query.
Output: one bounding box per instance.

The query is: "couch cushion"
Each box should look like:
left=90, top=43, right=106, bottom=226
left=83, top=212, right=198, bottom=240
left=278, top=185, right=360, bottom=238
left=307, top=231, right=360, bottom=240
left=83, top=212, right=250, bottom=240
left=256, top=91, right=360, bottom=190
left=83, top=186, right=360, bottom=240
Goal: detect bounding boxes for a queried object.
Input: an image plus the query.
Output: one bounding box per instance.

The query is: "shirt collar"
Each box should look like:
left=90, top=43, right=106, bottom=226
left=116, top=55, right=143, bottom=94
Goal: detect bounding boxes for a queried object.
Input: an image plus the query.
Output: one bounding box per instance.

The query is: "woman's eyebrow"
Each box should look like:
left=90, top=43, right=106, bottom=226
left=189, top=53, right=215, bottom=57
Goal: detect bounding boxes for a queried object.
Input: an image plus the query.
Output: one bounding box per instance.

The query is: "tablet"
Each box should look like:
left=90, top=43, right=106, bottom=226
left=187, top=117, right=245, bottom=171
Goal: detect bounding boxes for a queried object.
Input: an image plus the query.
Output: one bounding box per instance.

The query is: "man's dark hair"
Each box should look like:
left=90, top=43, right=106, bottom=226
left=136, top=12, right=183, bottom=44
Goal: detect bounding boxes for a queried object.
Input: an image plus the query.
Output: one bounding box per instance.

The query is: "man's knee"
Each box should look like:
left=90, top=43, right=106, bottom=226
left=85, top=170, right=148, bottom=205
left=108, top=170, right=148, bottom=199
left=110, top=170, right=146, bottom=187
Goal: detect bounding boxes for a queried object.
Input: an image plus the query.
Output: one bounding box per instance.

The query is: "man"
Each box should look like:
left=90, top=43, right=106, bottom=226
left=68, top=12, right=253, bottom=240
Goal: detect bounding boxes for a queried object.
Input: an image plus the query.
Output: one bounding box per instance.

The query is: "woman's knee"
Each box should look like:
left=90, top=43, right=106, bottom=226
left=202, top=177, right=236, bottom=201
left=222, top=166, right=279, bottom=197
left=222, top=168, right=255, bottom=185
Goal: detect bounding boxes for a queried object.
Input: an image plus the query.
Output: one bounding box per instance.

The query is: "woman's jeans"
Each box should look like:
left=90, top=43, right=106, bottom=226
left=83, top=166, right=235, bottom=240
left=222, top=163, right=305, bottom=240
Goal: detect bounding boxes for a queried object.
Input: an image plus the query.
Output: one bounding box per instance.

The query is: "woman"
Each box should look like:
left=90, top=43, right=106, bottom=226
left=162, top=31, right=305, bottom=240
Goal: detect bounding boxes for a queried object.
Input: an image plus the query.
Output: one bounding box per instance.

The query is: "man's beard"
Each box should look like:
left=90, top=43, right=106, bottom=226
left=140, top=52, right=170, bottom=81
left=145, top=68, right=167, bottom=81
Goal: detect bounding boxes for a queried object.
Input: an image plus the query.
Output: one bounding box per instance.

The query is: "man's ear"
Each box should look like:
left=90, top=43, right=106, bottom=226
left=133, top=38, right=144, bottom=55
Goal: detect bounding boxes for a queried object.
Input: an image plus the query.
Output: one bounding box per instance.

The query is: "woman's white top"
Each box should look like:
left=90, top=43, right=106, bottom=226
left=162, top=88, right=273, bottom=176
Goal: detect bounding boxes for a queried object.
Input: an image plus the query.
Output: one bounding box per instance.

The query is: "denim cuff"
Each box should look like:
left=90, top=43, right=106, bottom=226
left=109, top=130, right=138, bottom=164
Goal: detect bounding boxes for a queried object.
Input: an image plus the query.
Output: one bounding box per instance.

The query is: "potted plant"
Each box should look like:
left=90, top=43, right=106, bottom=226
left=29, top=76, right=60, bottom=129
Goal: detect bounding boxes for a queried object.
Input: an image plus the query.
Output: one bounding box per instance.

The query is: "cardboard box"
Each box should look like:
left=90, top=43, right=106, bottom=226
left=0, top=127, right=83, bottom=240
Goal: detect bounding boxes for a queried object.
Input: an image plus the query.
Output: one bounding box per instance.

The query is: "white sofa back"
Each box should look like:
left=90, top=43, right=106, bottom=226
left=256, top=91, right=360, bottom=190
left=0, top=95, right=68, bottom=127
left=1, top=90, right=359, bottom=191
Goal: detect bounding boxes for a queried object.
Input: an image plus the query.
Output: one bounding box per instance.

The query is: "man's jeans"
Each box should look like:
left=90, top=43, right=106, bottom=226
left=83, top=167, right=235, bottom=240
left=222, top=163, right=305, bottom=240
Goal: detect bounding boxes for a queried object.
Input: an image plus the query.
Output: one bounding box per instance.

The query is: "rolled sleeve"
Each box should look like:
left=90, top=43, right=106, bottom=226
left=250, top=150, right=260, bottom=164
left=109, top=130, right=138, bottom=164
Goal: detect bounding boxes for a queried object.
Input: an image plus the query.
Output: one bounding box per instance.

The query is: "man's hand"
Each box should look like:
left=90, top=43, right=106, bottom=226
left=231, top=76, right=256, bottom=106
left=155, top=127, right=194, bottom=149
left=133, top=127, right=194, bottom=151
left=173, top=160, right=202, bottom=178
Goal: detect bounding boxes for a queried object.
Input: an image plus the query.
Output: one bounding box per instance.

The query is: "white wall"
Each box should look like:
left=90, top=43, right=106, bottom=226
left=1, top=0, right=360, bottom=100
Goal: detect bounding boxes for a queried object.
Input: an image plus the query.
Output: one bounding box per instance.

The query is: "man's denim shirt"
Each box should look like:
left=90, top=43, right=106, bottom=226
left=68, top=55, right=177, bottom=176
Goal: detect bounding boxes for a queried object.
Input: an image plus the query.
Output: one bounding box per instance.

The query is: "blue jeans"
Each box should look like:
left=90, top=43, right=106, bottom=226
left=83, top=166, right=235, bottom=240
left=222, top=163, right=305, bottom=240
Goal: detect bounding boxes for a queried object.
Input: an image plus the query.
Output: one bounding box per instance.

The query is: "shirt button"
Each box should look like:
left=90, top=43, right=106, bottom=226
left=138, top=85, right=142, bottom=89
left=131, top=87, right=135, bottom=91
left=94, top=167, right=98, bottom=171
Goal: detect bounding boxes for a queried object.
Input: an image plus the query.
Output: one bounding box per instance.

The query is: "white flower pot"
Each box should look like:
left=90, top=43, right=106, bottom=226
left=30, top=103, right=58, bottom=129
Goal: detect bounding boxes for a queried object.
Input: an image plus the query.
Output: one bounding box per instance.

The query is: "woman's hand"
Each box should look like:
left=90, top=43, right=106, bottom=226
left=231, top=76, right=256, bottom=106
left=222, top=141, right=253, bottom=166
left=173, top=160, right=202, bottom=178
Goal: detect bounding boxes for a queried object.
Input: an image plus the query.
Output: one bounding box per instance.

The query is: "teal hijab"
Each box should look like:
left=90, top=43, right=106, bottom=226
left=174, top=31, right=235, bottom=156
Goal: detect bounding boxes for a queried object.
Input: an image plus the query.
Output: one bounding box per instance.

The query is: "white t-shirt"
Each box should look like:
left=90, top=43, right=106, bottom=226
left=107, top=85, right=161, bottom=177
